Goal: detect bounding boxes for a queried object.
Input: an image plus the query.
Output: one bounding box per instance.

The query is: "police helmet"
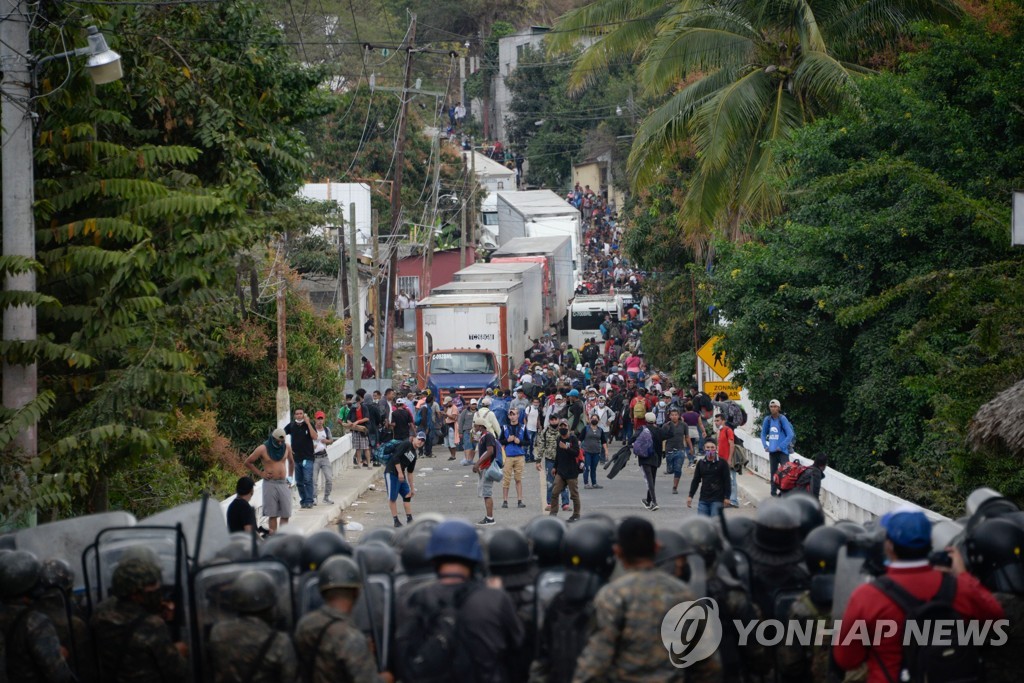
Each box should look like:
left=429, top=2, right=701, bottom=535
left=966, top=517, right=1024, bottom=594
left=228, top=570, right=277, bottom=614
left=0, top=550, right=41, bottom=599
left=119, top=545, right=161, bottom=567
left=354, top=541, right=398, bottom=575
left=260, top=532, right=305, bottom=574
left=562, top=521, right=616, bottom=579
left=111, top=558, right=162, bottom=599
left=784, top=493, right=826, bottom=540
left=318, top=555, right=363, bottom=592
left=486, top=527, right=534, bottom=576
left=833, top=520, right=866, bottom=538
left=656, top=529, right=695, bottom=567
left=426, top=519, right=484, bottom=565
left=213, top=537, right=254, bottom=564
left=723, top=516, right=756, bottom=547
left=803, top=526, right=849, bottom=576
left=361, top=528, right=398, bottom=547
left=679, top=517, right=723, bottom=565
left=750, top=498, right=803, bottom=565
left=39, top=558, right=75, bottom=592
left=400, top=532, right=434, bottom=576
left=301, top=530, right=354, bottom=573
left=524, top=516, right=567, bottom=569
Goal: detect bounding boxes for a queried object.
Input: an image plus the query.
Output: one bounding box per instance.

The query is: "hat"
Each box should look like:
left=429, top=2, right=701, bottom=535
left=769, top=399, right=781, bottom=408
left=272, top=428, right=286, bottom=440
left=645, top=412, right=656, bottom=423
left=558, top=418, right=569, bottom=426
left=111, top=558, right=162, bottom=599
left=470, top=398, right=478, bottom=405
left=555, top=394, right=564, bottom=400
left=443, top=396, right=452, bottom=404
left=548, top=413, right=559, bottom=420
left=314, top=411, right=326, bottom=419
left=415, top=431, right=427, bottom=441
left=881, top=509, right=932, bottom=550
left=568, top=389, right=580, bottom=397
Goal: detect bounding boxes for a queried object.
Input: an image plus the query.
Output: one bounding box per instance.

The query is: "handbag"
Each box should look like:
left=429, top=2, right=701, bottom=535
left=687, top=425, right=700, bottom=440
left=485, top=455, right=504, bottom=482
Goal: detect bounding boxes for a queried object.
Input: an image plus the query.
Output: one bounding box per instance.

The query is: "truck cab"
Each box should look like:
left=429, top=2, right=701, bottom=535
left=413, top=348, right=501, bottom=402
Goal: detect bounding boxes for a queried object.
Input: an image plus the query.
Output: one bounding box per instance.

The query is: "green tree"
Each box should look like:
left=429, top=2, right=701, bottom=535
left=551, top=0, right=961, bottom=242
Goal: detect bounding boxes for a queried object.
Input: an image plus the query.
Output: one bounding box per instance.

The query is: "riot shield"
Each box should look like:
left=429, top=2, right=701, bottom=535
left=684, top=555, right=708, bottom=598
left=353, top=573, right=395, bottom=672
left=142, top=497, right=231, bottom=568
left=14, top=511, right=136, bottom=590
left=296, top=572, right=323, bottom=617
left=831, top=545, right=871, bottom=620
left=190, top=559, right=294, bottom=683
left=721, top=547, right=753, bottom=594
left=533, top=567, right=566, bottom=634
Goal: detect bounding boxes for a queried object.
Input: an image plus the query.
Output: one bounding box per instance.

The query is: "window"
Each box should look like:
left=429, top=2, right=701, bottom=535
left=497, top=181, right=504, bottom=190
left=570, top=310, right=609, bottom=331
left=398, top=276, right=420, bottom=299
left=430, top=352, right=496, bottom=375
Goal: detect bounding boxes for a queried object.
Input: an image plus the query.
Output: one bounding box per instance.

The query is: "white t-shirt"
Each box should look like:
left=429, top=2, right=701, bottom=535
left=525, top=405, right=541, bottom=431
left=314, top=426, right=328, bottom=454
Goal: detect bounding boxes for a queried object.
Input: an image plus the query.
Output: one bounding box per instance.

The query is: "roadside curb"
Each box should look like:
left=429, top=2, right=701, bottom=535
left=290, top=466, right=382, bottom=534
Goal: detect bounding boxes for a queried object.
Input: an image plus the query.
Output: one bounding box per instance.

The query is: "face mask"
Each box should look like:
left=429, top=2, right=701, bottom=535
left=559, top=428, right=569, bottom=435
left=555, top=401, right=564, bottom=409
left=658, top=401, right=666, bottom=407
left=590, top=419, right=599, bottom=426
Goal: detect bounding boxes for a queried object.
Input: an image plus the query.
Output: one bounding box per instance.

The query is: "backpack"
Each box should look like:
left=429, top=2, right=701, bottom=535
left=398, top=582, right=482, bottom=683
left=545, top=595, right=596, bottom=683
left=632, top=399, right=646, bottom=420
left=773, top=461, right=808, bottom=492
left=871, top=574, right=983, bottom=683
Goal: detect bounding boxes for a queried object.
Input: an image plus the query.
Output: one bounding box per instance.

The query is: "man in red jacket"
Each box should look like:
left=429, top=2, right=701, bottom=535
left=834, top=509, right=1005, bottom=683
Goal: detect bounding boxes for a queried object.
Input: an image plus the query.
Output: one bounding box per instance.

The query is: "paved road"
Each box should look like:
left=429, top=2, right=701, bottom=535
left=343, top=452, right=757, bottom=540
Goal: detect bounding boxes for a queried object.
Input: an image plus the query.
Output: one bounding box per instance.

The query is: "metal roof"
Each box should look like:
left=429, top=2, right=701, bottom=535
left=496, top=190, right=578, bottom=216
left=470, top=152, right=516, bottom=179
left=418, top=293, right=511, bottom=306
left=456, top=262, right=542, bottom=275
left=491, top=235, right=571, bottom=256
left=432, top=280, right=520, bottom=293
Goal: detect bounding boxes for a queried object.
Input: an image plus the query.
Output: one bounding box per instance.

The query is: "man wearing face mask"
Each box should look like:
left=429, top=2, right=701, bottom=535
left=545, top=393, right=567, bottom=423
left=581, top=413, right=609, bottom=490
left=244, top=426, right=295, bottom=534
left=687, top=441, right=732, bottom=517
left=591, top=396, right=615, bottom=438
left=537, top=414, right=571, bottom=512
left=91, top=557, right=189, bottom=683
left=548, top=419, right=582, bottom=522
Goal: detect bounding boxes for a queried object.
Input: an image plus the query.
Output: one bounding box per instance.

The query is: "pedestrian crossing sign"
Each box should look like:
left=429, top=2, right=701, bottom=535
left=697, top=336, right=731, bottom=379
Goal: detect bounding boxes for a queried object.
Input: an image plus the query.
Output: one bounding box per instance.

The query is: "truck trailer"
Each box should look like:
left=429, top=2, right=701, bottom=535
left=495, top=190, right=581, bottom=271
left=452, top=262, right=544, bottom=340
left=431, top=278, right=543, bottom=343
left=490, top=235, right=573, bottom=333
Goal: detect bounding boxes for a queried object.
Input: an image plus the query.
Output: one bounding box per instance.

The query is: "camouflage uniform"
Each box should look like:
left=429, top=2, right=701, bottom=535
left=707, top=572, right=770, bottom=682
left=572, top=567, right=722, bottom=683
left=33, top=592, right=96, bottom=683
left=985, top=593, right=1024, bottom=683
left=777, top=593, right=865, bottom=683
left=0, top=602, right=73, bottom=683
left=207, top=615, right=298, bottom=683
left=90, top=597, right=189, bottom=683
left=294, top=604, right=380, bottom=683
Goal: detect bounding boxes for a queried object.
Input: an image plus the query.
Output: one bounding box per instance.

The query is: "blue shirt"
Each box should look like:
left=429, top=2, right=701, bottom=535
left=501, top=422, right=528, bottom=456
left=761, top=414, right=795, bottom=453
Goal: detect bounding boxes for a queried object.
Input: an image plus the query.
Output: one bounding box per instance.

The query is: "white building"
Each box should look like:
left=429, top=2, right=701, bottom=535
left=297, top=182, right=373, bottom=245
left=492, top=27, right=551, bottom=144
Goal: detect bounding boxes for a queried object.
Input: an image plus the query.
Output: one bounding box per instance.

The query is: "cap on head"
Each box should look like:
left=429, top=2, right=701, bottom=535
left=415, top=431, right=427, bottom=441
left=644, top=412, right=656, bottom=423
left=111, top=558, right=162, bottom=599
left=315, top=411, right=326, bottom=419
left=271, top=427, right=286, bottom=440
left=769, top=399, right=781, bottom=408
left=880, top=509, right=932, bottom=550
left=568, top=389, right=580, bottom=397
left=470, top=398, right=478, bottom=405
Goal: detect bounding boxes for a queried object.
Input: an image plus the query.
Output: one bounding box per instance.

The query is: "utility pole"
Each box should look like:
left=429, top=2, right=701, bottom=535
left=372, top=209, right=383, bottom=379
left=3, top=0, right=39, bottom=512
left=469, top=147, right=477, bottom=261
left=422, top=128, right=442, bottom=293
left=338, top=223, right=353, bottom=381
left=383, top=13, right=416, bottom=372
left=275, top=241, right=290, bottom=428
left=460, top=200, right=468, bottom=270
left=348, top=202, right=362, bottom=392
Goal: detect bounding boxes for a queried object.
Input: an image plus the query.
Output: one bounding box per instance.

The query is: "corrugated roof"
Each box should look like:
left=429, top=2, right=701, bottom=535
left=491, top=235, right=571, bottom=256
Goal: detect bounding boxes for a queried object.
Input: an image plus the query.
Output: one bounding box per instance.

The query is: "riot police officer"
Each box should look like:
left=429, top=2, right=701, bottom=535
left=486, top=527, right=538, bottom=683
left=34, top=558, right=95, bottom=683
left=967, top=516, right=1024, bottom=683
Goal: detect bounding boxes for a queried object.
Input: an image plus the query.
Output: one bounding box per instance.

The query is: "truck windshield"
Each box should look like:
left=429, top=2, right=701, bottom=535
left=570, top=310, right=608, bottom=331
left=430, top=352, right=496, bottom=374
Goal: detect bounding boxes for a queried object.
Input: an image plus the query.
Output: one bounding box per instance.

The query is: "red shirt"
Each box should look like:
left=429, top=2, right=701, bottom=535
left=717, top=424, right=734, bottom=463
left=833, top=563, right=1004, bottom=683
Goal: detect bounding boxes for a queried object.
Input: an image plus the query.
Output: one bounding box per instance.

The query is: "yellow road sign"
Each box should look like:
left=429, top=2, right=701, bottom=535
left=704, top=381, right=742, bottom=400
left=697, top=336, right=731, bottom=379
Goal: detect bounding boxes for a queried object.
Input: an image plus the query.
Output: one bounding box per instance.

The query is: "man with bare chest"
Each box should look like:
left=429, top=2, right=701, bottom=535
left=245, top=427, right=295, bottom=533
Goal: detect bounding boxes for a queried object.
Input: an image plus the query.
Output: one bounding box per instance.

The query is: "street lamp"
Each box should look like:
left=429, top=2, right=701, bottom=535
left=34, top=26, right=124, bottom=85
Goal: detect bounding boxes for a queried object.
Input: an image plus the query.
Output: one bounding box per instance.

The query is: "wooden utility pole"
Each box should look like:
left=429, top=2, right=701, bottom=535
left=459, top=200, right=467, bottom=270
left=275, top=240, right=290, bottom=427
left=384, top=13, right=417, bottom=372
left=422, top=129, right=442, bottom=293
left=372, top=209, right=384, bottom=378
left=349, top=203, right=362, bottom=392
left=338, top=222, right=353, bottom=381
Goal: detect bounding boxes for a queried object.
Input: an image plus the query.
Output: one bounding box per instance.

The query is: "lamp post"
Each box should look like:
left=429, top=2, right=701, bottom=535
left=0, top=14, right=123, bottom=517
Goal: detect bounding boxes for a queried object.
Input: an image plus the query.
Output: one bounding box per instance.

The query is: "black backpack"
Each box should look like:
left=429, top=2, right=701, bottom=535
left=397, top=582, right=481, bottom=683
left=545, top=595, right=596, bottom=683
left=871, top=574, right=984, bottom=683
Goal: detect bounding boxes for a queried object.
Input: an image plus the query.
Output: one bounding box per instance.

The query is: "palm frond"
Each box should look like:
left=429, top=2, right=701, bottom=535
left=692, top=68, right=774, bottom=172
left=792, top=50, right=860, bottom=113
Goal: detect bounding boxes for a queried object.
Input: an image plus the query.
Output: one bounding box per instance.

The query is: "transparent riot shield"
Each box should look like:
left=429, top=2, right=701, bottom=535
left=684, top=555, right=708, bottom=598
left=14, top=511, right=136, bottom=591
left=831, top=545, right=871, bottom=620
left=190, top=559, right=294, bottom=683
left=142, top=497, right=231, bottom=568
left=533, top=567, right=566, bottom=635
left=350, top=573, right=394, bottom=671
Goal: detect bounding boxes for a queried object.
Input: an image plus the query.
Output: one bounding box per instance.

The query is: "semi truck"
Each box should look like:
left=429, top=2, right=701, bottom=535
left=412, top=291, right=531, bottom=397
left=490, top=235, right=573, bottom=333
left=495, top=190, right=581, bottom=270
left=432, top=277, right=543, bottom=343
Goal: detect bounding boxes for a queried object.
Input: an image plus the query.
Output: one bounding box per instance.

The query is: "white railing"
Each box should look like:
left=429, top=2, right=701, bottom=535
left=220, top=433, right=357, bottom=523
left=736, top=427, right=950, bottom=523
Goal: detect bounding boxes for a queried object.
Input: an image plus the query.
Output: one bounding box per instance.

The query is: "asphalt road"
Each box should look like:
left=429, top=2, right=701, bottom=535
left=343, top=450, right=757, bottom=539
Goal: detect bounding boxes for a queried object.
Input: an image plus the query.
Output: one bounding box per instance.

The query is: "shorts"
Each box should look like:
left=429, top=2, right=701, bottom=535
left=502, top=455, right=525, bottom=485
left=477, top=472, right=494, bottom=499
left=262, top=478, right=292, bottom=518
left=351, top=431, right=370, bottom=450
left=385, top=473, right=411, bottom=502
left=460, top=430, right=473, bottom=451
left=445, top=426, right=458, bottom=448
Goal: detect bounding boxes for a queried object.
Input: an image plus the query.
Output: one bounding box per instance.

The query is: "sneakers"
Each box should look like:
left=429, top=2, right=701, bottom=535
left=460, top=459, right=472, bottom=466
left=591, top=484, right=603, bottom=489
left=543, top=505, right=551, bottom=512
left=517, top=501, right=527, bottom=509
left=567, top=515, right=581, bottom=523
left=641, top=498, right=651, bottom=510
left=650, top=503, right=660, bottom=511
left=394, top=519, right=403, bottom=528
left=562, top=504, right=570, bottom=512
left=501, top=501, right=509, bottom=509
left=672, top=488, right=678, bottom=495
left=583, top=484, right=592, bottom=490
left=476, top=517, right=496, bottom=526
left=323, top=497, right=334, bottom=504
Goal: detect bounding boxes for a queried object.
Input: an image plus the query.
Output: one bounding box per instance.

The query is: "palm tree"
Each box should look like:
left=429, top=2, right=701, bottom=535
left=550, top=0, right=961, bottom=245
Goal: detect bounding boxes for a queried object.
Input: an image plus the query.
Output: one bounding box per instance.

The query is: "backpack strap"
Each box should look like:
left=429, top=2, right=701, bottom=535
left=243, top=629, right=282, bottom=683
left=305, top=616, right=343, bottom=682
left=872, top=576, right=924, bottom=616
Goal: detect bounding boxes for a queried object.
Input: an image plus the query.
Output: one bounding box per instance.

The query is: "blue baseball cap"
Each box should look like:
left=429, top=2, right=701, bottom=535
left=568, top=389, right=580, bottom=397
left=415, top=431, right=427, bottom=440
left=880, top=509, right=932, bottom=549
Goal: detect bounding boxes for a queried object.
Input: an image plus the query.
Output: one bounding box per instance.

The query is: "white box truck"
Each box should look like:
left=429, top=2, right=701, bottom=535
left=432, top=278, right=543, bottom=343
left=452, top=262, right=544, bottom=339
left=491, top=236, right=573, bottom=333
left=413, top=291, right=531, bottom=396
left=495, top=190, right=581, bottom=271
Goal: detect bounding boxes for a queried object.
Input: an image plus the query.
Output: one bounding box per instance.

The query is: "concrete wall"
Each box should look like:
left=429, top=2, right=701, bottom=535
left=494, top=28, right=551, bottom=143
left=735, top=427, right=950, bottom=524
left=220, top=434, right=356, bottom=525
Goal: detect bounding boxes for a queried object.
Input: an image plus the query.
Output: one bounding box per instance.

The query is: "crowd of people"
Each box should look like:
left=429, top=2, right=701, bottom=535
left=4, top=485, right=1021, bottom=683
